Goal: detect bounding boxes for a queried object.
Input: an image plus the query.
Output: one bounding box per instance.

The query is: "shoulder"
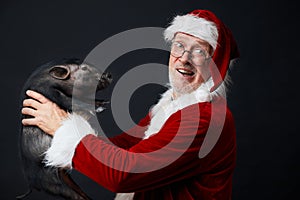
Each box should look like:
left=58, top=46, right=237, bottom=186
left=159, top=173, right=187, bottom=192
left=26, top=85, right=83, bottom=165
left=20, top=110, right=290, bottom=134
left=167, top=99, right=233, bottom=127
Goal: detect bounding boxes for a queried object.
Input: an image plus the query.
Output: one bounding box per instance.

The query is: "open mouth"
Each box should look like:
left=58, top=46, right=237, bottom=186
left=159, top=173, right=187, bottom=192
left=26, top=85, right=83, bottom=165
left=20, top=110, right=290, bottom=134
left=95, top=99, right=110, bottom=113
left=56, top=89, right=109, bottom=113
left=72, top=97, right=110, bottom=114
left=176, top=68, right=195, bottom=76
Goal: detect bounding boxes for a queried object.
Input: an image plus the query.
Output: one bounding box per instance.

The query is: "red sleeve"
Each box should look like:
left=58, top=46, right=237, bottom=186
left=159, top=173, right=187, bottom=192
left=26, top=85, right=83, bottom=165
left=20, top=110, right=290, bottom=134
left=72, top=102, right=236, bottom=193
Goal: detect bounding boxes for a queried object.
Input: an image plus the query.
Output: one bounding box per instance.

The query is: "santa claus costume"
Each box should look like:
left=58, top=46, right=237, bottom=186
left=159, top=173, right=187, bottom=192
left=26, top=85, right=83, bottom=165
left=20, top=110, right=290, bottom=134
left=45, top=9, right=239, bottom=200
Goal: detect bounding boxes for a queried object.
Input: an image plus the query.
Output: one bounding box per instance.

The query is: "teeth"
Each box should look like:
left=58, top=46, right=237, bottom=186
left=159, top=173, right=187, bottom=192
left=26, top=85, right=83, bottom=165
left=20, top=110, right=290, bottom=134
left=177, top=69, right=194, bottom=75
left=178, top=69, right=187, bottom=73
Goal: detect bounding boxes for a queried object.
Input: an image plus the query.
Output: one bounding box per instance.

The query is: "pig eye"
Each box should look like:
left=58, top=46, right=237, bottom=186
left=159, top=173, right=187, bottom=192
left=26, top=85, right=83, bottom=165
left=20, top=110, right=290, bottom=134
left=49, top=65, right=71, bottom=80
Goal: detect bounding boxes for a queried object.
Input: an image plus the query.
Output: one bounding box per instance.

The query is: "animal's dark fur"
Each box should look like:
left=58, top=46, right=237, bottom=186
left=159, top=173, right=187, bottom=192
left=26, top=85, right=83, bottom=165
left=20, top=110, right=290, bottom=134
left=17, top=58, right=112, bottom=199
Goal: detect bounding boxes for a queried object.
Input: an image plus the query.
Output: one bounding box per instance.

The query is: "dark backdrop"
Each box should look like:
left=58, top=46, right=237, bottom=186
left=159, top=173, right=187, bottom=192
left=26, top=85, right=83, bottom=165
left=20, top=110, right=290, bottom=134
left=1, top=0, right=299, bottom=199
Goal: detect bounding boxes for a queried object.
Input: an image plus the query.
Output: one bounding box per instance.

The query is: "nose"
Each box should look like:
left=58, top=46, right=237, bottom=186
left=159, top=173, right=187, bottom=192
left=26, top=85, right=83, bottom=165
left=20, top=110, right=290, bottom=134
left=96, top=72, right=112, bottom=90
left=101, top=72, right=112, bottom=83
left=179, top=51, right=190, bottom=64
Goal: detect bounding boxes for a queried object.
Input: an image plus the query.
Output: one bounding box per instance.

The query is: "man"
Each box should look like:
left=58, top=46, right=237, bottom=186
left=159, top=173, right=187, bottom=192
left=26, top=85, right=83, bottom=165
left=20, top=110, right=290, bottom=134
left=22, top=9, right=239, bottom=199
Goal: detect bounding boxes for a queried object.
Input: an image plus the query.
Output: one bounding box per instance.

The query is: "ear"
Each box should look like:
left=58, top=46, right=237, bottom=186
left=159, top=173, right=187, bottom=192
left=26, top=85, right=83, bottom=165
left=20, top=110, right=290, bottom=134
left=49, top=65, right=70, bottom=80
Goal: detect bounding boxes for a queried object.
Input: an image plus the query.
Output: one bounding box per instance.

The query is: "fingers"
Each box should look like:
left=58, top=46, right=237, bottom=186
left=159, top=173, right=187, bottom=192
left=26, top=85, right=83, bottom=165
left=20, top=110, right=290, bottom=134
left=26, top=90, right=49, bottom=104
left=23, top=98, right=42, bottom=110
left=21, top=107, right=36, bottom=117
left=22, top=118, right=37, bottom=126
left=23, top=90, right=51, bottom=109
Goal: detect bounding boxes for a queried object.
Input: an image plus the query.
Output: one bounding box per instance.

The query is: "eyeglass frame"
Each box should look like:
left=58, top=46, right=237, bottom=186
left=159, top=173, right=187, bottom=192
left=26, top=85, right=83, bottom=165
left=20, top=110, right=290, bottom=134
left=170, top=41, right=212, bottom=66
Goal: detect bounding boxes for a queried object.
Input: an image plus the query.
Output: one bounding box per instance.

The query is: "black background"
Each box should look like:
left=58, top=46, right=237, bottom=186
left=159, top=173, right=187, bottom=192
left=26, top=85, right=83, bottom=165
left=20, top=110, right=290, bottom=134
left=1, top=0, right=299, bottom=199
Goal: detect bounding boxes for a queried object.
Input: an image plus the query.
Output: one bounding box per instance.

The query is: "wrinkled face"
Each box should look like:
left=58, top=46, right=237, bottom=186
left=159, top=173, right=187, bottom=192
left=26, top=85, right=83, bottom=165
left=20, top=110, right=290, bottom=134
left=169, top=33, right=212, bottom=98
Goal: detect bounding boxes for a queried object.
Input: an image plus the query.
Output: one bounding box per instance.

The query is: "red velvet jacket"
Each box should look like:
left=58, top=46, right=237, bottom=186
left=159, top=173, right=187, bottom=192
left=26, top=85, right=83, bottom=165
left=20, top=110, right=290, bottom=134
left=72, top=100, right=236, bottom=200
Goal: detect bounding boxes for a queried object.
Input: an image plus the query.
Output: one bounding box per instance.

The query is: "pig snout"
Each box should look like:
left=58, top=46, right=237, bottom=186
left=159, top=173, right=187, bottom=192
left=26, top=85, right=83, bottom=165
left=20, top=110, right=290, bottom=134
left=97, top=72, right=112, bottom=90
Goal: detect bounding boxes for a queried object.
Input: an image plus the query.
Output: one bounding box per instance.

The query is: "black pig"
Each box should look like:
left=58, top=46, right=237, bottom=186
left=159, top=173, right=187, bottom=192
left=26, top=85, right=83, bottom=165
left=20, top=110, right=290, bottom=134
left=17, top=58, right=112, bottom=199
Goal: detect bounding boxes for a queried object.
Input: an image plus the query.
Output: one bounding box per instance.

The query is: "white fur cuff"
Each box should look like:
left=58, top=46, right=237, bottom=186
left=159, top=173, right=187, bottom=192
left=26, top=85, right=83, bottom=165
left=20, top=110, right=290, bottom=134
left=44, top=113, right=97, bottom=168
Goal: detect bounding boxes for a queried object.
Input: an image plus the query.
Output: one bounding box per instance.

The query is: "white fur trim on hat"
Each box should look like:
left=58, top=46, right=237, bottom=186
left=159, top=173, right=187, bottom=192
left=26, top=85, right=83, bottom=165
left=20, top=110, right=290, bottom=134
left=164, top=14, right=218, bottom=51
left=44, top=113, right=97, bottom=169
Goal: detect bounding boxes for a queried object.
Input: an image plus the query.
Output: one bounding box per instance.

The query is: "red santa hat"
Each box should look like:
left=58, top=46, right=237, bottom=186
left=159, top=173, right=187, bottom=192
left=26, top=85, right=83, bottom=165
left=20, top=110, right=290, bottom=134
left=164, top=9, right=239, bottom=91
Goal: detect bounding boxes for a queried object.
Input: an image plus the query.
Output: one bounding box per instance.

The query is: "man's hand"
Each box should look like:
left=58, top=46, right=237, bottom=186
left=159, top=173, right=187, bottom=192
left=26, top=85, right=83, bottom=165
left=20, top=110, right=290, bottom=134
left=21, top=90, right=68, bottom=136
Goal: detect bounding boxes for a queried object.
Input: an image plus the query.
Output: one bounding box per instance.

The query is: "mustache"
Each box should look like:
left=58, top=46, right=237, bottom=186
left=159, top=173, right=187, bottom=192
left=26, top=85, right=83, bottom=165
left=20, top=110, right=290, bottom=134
left=183, top=64, right=192, bottom=68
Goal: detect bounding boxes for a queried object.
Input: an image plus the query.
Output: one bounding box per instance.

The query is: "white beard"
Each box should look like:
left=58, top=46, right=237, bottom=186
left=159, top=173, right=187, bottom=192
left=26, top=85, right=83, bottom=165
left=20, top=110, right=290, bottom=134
left=168, top=70, right=195, bottom=97
left=143, top=79, right=213, bottom=139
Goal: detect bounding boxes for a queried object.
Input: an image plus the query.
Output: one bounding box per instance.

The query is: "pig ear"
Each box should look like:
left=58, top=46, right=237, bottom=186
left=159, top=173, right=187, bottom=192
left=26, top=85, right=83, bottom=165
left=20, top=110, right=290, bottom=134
left=49, top=65, right=70, bottom=80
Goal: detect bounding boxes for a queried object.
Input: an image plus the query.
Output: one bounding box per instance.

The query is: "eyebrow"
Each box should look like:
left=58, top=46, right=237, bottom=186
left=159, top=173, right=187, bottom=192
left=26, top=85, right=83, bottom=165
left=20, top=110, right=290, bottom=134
left=173, top=39, right=208, bottom=50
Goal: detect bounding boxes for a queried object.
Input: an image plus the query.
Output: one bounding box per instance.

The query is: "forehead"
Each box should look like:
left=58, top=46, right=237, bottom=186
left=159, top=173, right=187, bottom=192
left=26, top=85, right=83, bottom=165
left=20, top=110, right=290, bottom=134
left=174, top=32, right=210, bottom=47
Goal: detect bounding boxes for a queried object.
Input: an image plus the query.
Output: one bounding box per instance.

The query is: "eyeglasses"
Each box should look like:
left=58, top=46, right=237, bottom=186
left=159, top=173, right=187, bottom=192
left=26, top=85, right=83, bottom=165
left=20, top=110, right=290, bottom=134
left=170, top=41, right=211, bottom=66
